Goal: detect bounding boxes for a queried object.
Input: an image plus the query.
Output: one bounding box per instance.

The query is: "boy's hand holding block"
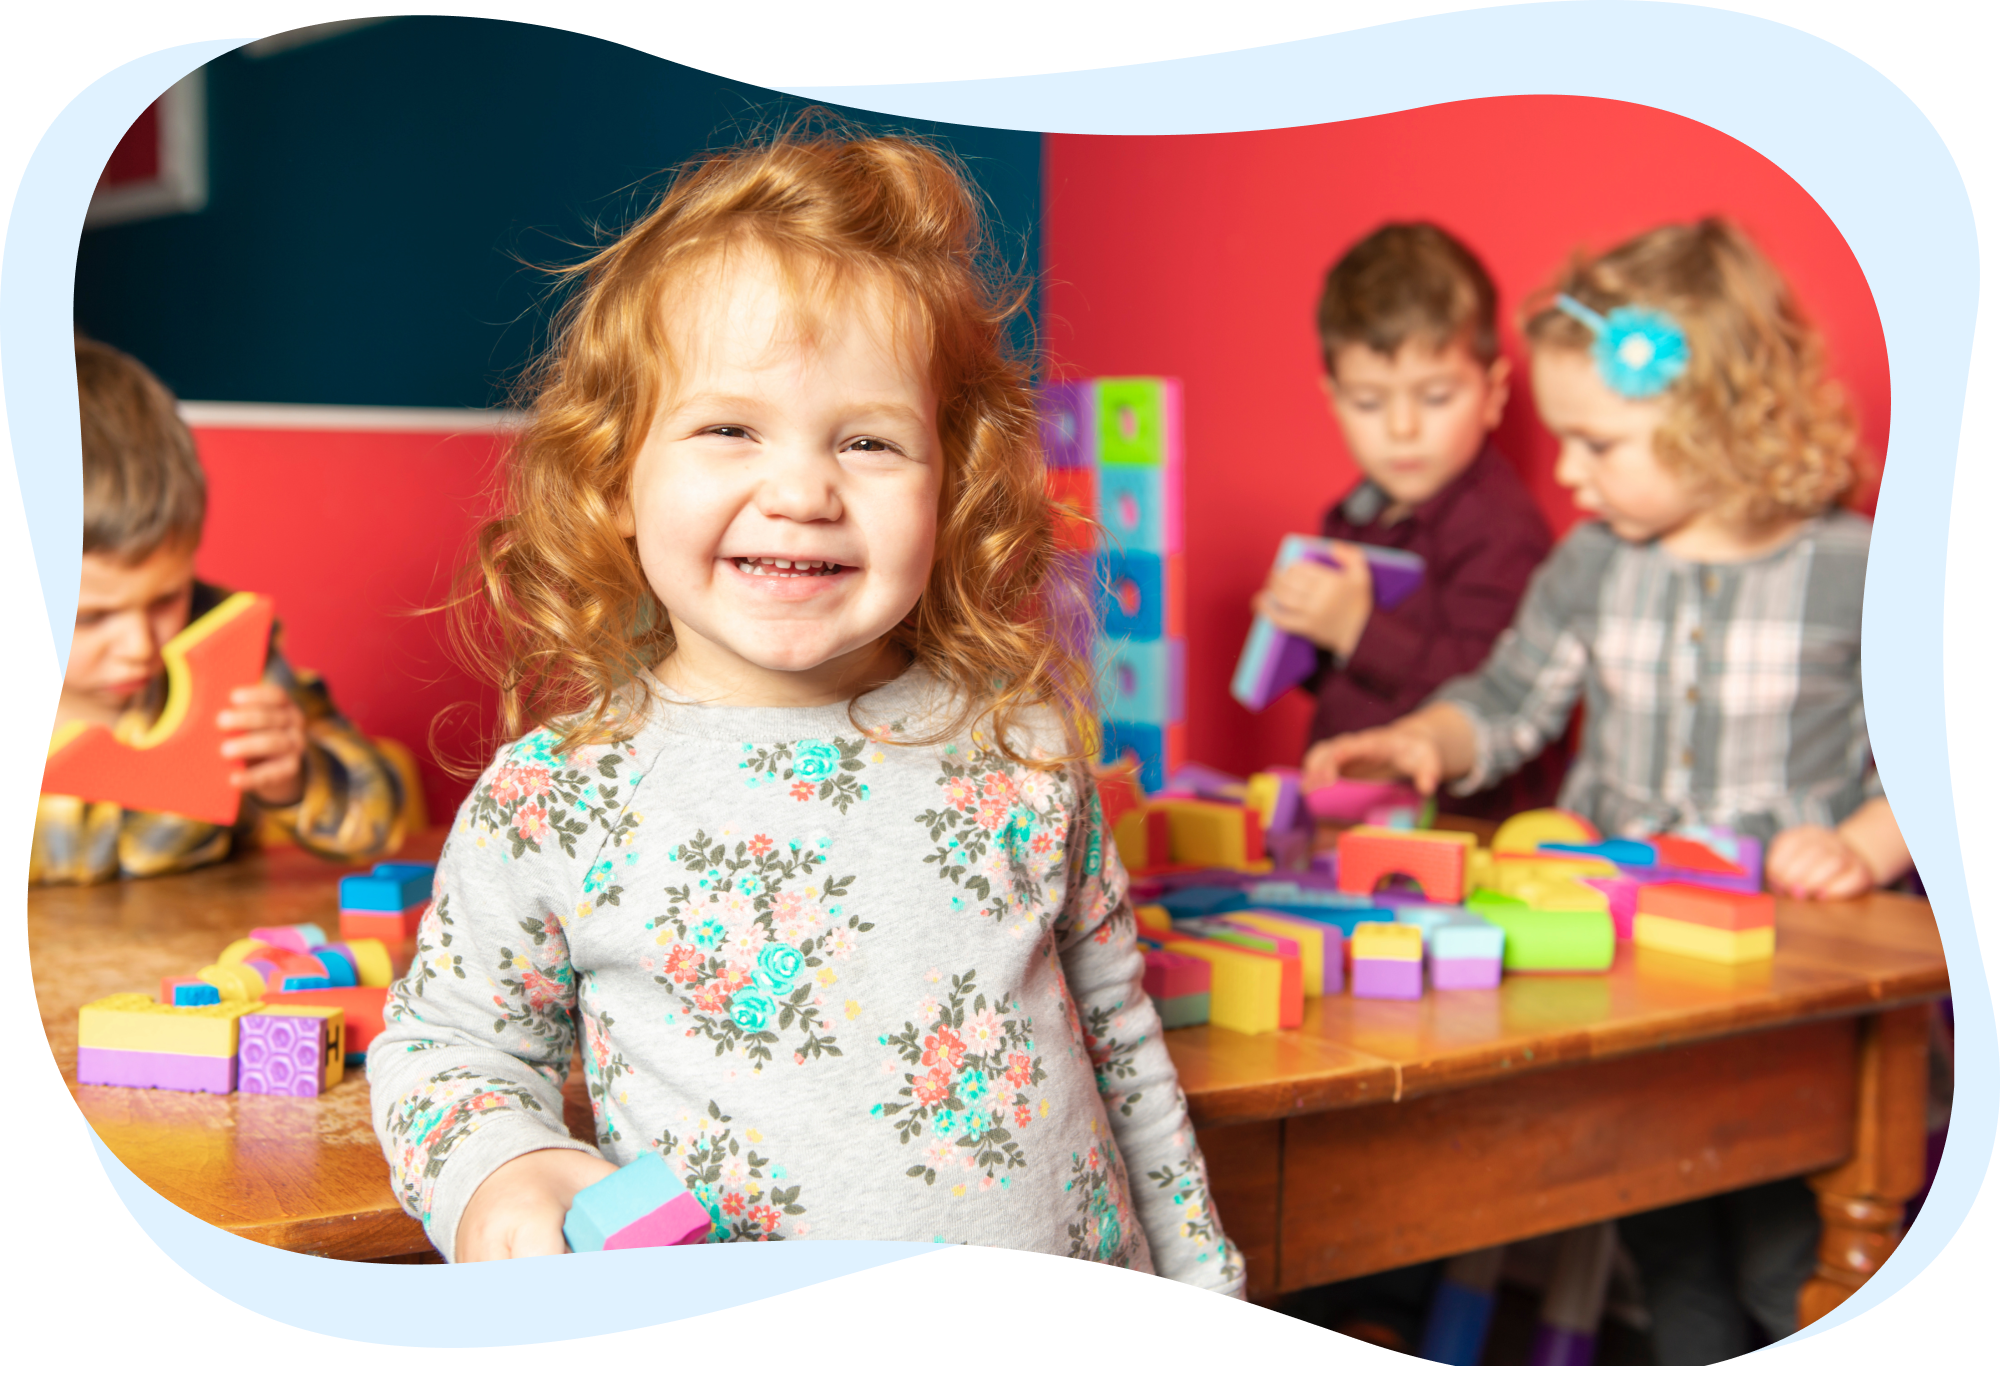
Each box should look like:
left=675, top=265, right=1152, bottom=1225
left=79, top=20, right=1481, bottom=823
left=1632, top=883, right=1776, bottom=964
left=563, top=1153, right=713, bottom=1251
left=1232, top=535, right=1426, bottom=711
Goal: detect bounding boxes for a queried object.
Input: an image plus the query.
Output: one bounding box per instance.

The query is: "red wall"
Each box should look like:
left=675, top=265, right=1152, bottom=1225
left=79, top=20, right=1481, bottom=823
left=1042, top=95, right=1890, bottom=779
left=190, top=425, right=505, bottom=821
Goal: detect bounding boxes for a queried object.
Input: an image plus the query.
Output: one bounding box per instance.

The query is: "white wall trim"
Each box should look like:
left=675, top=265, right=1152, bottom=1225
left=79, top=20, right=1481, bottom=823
left=177, top=401, right=524, bottom=433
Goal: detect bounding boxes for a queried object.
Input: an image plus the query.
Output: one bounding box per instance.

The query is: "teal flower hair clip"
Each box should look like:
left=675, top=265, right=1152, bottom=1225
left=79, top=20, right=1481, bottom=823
left=1555, top=293, right=1690, bottom=399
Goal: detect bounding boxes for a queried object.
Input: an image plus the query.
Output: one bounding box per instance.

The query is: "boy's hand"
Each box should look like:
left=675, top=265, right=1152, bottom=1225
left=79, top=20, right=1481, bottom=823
left=456, top=1147, right=617, bottom=1262
left=1303, top=724, right=1446, bottom=796
left=217, top=683, right=307, bottom=807
left=1254, top=543, right=1375, bottom=659
left=1766, top=825, right=1876, bottom=900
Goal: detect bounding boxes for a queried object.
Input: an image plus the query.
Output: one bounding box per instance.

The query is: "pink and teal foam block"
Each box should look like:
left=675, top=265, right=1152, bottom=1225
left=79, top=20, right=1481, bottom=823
left=1232, top=536, right=1425, bottom=711
left=564, top=1153, right=713, bottom=1251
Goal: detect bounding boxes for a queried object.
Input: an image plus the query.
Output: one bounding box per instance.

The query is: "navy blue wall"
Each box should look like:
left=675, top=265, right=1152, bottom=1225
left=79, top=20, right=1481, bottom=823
left=73, top=18, right=1042, bottom=407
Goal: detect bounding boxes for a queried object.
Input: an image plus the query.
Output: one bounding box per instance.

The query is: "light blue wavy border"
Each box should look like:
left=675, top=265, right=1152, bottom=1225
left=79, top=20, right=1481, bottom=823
left=7, top=0, right=1985, bottom=1348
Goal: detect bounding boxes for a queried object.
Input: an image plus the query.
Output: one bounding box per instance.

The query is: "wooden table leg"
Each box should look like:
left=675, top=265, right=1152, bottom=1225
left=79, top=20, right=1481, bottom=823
left=1799, top=1004, right=1931, bottom=1327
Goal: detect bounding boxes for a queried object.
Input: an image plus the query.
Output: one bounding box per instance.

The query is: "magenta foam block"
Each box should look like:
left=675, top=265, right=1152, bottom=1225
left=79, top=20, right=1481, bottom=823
left=603, top=1196, right=716, bottom=1249
left=1583, top=874, right=1640, bottom=940
left=77, top=1046, right=235, bottom=1093
left=1304, top=778, right=1424, bottom=824
left=1143, top=947, right=1211, bottom=1000
left=238, top=1011, right=327, bottom=1096
left=1431, top=956, right=1503, bottom=990
left=1352, top=957, right=1423, bottom=1000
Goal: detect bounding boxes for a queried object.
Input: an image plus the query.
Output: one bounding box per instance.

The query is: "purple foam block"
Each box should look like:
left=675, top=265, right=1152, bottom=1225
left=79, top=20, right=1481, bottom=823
left=77, top=1047, right=235, bottom=1094
left=1352, top=957, right=1423, bottom=1000
left=1231, top=538, right=1428, bottom=711
left=238, top=1011, right=327, bottom=1096
left=603, top=1193, right=715, bottom=1249
left=1431, top=956, right=1502, bottom=990
left=1528, top=1324, right=1596, bottom=1366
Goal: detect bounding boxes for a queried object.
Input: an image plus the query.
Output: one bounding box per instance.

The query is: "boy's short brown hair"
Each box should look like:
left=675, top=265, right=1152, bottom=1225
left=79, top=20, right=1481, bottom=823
left=76, top=334, right=206, bottom=560
left=1318, top=222, right=1500, bottom=373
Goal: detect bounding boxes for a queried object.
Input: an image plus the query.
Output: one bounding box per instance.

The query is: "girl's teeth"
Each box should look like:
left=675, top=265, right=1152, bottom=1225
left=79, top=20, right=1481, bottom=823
left=734, top=558, right=839, bottom=576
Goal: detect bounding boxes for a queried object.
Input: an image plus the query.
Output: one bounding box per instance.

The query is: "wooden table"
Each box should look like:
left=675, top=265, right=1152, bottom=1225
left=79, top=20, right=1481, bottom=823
left=30, top=831, right=1946, bottom=1324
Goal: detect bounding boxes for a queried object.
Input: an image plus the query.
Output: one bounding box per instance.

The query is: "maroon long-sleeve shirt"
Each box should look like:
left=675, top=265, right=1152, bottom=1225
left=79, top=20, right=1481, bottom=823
left=1307, top=440, right=1567, bottom=818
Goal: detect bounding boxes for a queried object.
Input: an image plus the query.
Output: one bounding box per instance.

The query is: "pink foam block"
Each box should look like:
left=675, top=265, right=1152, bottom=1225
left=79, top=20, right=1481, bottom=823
left=1143, top=947, right=1211, bottom=1000
left=603, top=1193, right=715, bottom=1249
left=1430, top=956, right=1503, bottom=990
left=77, top=1046, right=236, bottom=1093
left=1352, top=956, right=1423, bottom=1000
left=1306, top=778, right=1424, bottom=823
left=1583, top=875, right=1640, bottom=940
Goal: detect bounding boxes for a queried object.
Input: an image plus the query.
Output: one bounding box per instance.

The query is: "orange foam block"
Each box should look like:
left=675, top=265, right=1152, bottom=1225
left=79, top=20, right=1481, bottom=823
left=1635, top=883, right=1774, bottom=931
left=42, top=592, right=274, bottom=825
left=1337, top=826, right=1477, bottom=903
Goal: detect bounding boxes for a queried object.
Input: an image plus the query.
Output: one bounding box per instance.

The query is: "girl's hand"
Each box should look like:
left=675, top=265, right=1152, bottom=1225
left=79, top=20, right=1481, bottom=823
left=1253, top=543, right=1375, bottom=659
left=1303, top=724, right=1446, bottom=795
left=456, top=1147, right=617, bottom=1262
left=217, top=683, right=307, bottom=807
left=1766, top=825, right=1874, bottom=900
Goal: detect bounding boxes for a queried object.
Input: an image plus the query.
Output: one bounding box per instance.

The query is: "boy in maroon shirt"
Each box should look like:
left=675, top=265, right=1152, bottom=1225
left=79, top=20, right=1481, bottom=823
left=1255, top=222, right=1562, bottom=817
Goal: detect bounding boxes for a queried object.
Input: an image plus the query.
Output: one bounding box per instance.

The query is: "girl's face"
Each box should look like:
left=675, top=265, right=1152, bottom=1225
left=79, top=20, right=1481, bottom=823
left=1533, top=346, right=1706, bottom=544
left=619, top=250, right=942, bottom=705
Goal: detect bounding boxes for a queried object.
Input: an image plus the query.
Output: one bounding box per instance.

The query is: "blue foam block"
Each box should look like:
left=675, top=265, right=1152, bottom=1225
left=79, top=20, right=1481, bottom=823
left=339, top=864, right=433, bottom=913
left=1103, top=721, right=1168, bottom=793
left=1097, top=634, right=1185, bottom=725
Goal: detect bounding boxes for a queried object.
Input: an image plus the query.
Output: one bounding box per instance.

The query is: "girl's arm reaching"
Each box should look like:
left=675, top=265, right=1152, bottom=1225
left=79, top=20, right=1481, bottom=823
left=1766, top=796, right=1911, bottom=899
left=368, top=735, right=636, bottom=1261
left=1055, top=774, right=1247, bottom=1297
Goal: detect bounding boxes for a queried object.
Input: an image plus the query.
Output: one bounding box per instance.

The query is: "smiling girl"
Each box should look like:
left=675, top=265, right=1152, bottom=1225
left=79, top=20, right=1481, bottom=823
left=367, top=123, right=1242, bottom=1292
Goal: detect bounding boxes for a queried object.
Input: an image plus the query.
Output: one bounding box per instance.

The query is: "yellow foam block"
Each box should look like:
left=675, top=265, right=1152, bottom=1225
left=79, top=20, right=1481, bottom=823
left=197, top=962, right=267, bottom=1002
left=1134, top=904, right=1174, bottom=936
left=1634, top=913, right=1775, bottom=964
left=343, top=938, right=395, bottom=988
left=78, top=993, right=262, bottom=1056
left=1158, top=799, right=1261, bottom=868
left=1491, top=808, right=1600, bottom=854
left=1220, top=911, right=1328, bottom=997
left=1499, top=872, right=1612, bottom=914
left=218, top=937, right=269, bottom=965
left=1242, top=773, right=1280, bottom=829
left=1159, top=938, right=1283, bottom=1035
left=1351, top=921, right=1423, bottom=961
left=1113, top=807, right=1158, bottom=871
left=1464, top=848, right=1495, bottom=894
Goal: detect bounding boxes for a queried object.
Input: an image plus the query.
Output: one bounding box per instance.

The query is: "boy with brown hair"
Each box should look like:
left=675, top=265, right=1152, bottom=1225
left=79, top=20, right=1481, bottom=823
left=32, top=335, right=406, bottom=884
left=1254, top=222, right=1561, bottom=814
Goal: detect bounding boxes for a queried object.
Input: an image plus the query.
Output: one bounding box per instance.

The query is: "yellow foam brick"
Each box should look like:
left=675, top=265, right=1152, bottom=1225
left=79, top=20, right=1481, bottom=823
left=1635, top=914, right=1775, bottom=964
left=197, top=962, right=267, bottom=1002
left=1134, top=904, right=1174, bottom=936
left=1351, top=922, right=1423, bottom=961
left=1159, top=938, right=1283, bottom=1035
left=218, top=937, right=269, bottom=965
left=1160, top=800, right=1260, bottom=868
left=1491, top=808, right=1599, bottom=854
left=344, top=938, right=395, bottom=988
left=1243, top=773, right=1280, bottom=829
left=79, top=993, right=262, bottom=1056
left=1501, top=872, right=1612, bottom=914
left=1465, top=848, right=1495, bottom=894
left=1221, top=911, right=1328, bottom=997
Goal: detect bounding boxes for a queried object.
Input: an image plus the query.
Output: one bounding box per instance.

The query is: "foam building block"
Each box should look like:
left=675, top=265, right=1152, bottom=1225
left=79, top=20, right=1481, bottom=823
left=1143, top=946, right=1210, bottom=1000
left=1157, top=799, right=1265, bottom=869
left=311, top=944, right=359, bottom=987
left=564, top=1153, right=714, bottom=1251
left=42, top=592, right=274, bottom=825
left=1491, top=809, right=1600, bottom=854
left=265, top=985, right=391, bottom=1065
left=197, top=962, right=266, bottom=1003
left=1111, top=804, right=1173, bottom=873
left=1582, top=874, right=1642, bottom=940
left=1134, top=904, right=1175, bottom=936
left=340, top=862, right=435, bottom=915
left=1543, top=839, right=1659, bottom=868
left=1305, top=778, right=1425, bottom=824
left=1097, top=634, right=1186, bottom=726
left=247, top=923, right=328, bottom=954
left=342, top=903, right=428, bottom=944
left=1177, top=919, right=1305, bottom=997
left=1157, top=886, right=1251, bottom=919
left=1430, top=918, right=1506, bottom=990
left=76, top=993, right=262, bottom=1094
left=1158, top=936, right=1294, bottom=1034
left=76, top=1048, right=237, bottom=1094
left=1633, top=883, right=1776, bottom=963
left=160, top=976, right=220, bottom=1007
left=341, top=937, right=395, bottom=987
left=1466, top=890, right=1615, bottom=972
left=1231, top=535, right=1426, bottom=711
left=1351, top=922, right=1425, bottom=999
left=1218, top=910, right=1337, bottom=997
left=1096, top=765, right=1144, bottom=828
left=238, top=1006, right=345, bottom=1096
left=1337, top=827, right=1477, bottom=903
left=1243, top=769, right=1304, bottom=835
left=1150, top=992, right=1211, bottom=1029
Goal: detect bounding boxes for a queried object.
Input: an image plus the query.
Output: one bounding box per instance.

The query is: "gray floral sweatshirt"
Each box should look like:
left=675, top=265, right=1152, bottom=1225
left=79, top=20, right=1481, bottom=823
left=367, top=669, right=1244, bottom=1293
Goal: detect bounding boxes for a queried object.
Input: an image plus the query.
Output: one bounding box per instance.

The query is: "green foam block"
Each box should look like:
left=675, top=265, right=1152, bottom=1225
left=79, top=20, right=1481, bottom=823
left=1466, top=889, right=1614, bottom=972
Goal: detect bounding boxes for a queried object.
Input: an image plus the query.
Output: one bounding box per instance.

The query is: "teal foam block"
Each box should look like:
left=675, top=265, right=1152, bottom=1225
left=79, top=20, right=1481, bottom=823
left=564, top=1154, right=698, bottom=1252
left=1150, top=991, right=1210, bottom=1028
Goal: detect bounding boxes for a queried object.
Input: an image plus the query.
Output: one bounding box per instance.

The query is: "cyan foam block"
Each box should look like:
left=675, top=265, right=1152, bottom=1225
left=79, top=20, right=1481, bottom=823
left=311, top=946, right=359, bottom=987
left=1098, top=463, right=1178, bottom=555
left=1097, top=634, right=1185, bottom=725
left=565, top=1153, right=711, bottom=1252
left=339, top=861, right=436, bottom=913
left=1430, top=918, right=1506, bottom=961
left=1543, top=839, right=1658, bottom=867
left=1039, top=380, right=1097, bottom=471
left=1098, top=549, right=1168, bottom=639
left=1103, top=720, right=1168, bottom=793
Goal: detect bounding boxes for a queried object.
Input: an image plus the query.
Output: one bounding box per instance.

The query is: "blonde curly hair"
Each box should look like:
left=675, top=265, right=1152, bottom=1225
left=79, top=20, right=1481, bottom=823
left=451, top=115, right=1094, bottom=766
left=1524, top=217, right=1860, bottom=523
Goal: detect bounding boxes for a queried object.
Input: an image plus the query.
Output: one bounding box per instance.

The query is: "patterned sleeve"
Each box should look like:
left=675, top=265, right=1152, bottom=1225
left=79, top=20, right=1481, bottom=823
left=257, top=658, right=406, bottom=863
left=1430, top=527, right=1611, bottom=795
left=367, top=729, right=637, bottom=1261
left=1053, top=768, right=1247, bottom=1296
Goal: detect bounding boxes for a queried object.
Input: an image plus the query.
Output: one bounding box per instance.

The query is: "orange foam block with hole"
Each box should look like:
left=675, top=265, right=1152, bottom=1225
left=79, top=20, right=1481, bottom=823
left=42, top=593, right=274, bottom=825
left=1337, top=826, right=1477, bottom=903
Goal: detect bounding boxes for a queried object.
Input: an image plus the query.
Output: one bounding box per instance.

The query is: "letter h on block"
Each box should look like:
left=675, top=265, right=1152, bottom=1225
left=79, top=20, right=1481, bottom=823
left=238, top=1007, right=346, bottom=1096
left=564, top=1153, right=715, bottom=1251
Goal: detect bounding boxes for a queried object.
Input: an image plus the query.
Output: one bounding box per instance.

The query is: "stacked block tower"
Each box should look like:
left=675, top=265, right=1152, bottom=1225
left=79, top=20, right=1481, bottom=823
left=1039, top=378, right=1186, bottom=792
